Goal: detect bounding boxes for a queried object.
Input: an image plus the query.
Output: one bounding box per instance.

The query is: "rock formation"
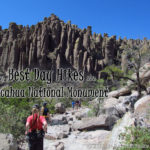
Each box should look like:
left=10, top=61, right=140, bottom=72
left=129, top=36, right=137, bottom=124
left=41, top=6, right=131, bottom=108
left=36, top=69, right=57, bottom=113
left=0, top=14, right=150, bottom=78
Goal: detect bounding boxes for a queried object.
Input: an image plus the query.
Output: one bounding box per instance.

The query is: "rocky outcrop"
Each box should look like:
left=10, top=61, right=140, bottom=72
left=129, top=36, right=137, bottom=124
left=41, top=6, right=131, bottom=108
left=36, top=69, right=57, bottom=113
left=0, top=14, right=150, bottom=78
left=105, top=112, right=135, bottom=150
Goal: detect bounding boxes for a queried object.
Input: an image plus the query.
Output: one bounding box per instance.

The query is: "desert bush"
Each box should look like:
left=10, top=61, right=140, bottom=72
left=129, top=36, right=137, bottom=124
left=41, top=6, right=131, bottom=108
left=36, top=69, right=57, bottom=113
left=117, top=126, right=150, bottom=150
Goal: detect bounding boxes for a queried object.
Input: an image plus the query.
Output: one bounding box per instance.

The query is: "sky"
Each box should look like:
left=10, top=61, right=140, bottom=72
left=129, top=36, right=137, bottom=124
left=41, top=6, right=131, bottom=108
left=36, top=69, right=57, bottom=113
left=0, top=0, right=150, bottom=39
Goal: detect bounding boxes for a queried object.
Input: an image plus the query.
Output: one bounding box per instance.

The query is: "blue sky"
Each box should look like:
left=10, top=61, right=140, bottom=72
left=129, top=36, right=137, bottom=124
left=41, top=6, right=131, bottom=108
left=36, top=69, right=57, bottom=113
left=0, top=0, right=150, bottom=39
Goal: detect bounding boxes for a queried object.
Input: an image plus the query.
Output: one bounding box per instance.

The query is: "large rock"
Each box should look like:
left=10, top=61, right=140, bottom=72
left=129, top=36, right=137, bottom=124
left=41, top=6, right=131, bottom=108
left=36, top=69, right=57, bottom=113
left=134, top=95, right=150, bottom=115
left=51, top=115, right=68, bottom=125
left=45, top=124, right=70, bottom=140
left=72, top=115, right=117, bottom=131
left=104, top=112, right=135, bottom=150
left=74, top=108, right=90, bottom=120
left=103, top=104, right=126, bottom=118
left=108, top=87, right=131, bottom=98
left=55, top=103, right=66, bottom=114
left=132, top=95, right=150, bottom=129
left=103, top=97, right=119, bottom=108
left=0, top=134, right=18, bottom=150
left=102, top=97, right=127, bottom=118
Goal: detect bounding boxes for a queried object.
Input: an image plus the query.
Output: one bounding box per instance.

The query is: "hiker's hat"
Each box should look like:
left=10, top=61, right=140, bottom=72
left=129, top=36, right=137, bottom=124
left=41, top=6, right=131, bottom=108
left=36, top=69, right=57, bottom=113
left=32, top=104, right=40, bottom=109
left=43, top=101, right=47, bottom=106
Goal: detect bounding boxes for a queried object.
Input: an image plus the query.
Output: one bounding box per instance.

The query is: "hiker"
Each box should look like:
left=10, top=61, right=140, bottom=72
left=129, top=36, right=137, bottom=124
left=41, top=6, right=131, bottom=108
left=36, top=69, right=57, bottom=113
left=79, top=100, right=81, bottom=108
left=75, top=100, right=79, bottom=109
left=25, top=104, right=47, bottom=150
left=72, top=101, right=75, bottom=110
left=41, top=102, right=50, bottom=122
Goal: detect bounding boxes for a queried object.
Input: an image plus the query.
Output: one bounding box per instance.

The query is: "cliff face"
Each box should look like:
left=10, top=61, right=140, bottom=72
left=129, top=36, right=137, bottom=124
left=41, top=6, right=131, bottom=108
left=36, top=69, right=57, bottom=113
left=0, top=14, right=150, bottom=78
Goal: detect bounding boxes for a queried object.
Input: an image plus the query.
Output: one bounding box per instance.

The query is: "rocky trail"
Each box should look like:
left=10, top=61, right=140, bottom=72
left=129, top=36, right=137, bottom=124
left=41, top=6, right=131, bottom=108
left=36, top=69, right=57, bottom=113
left=22, top=92, right=149, bottom=150
left=43, top=92, right=150, bottom=150
left=1, top=62, right=150, bottom=150
left=1, top=91, right=150, bottom=150
left=43, top=107, right=111, bottom=150
left=30, top=89, right=150, bottom=150
left=1, top=93, right=150, bottom=150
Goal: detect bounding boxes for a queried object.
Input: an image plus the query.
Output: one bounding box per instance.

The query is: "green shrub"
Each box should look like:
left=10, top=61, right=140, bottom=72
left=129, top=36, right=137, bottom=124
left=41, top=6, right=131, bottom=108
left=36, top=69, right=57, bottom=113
left=0, top=71, right=44, bottom=142
left=117, top=126, right=150, bottom=150
left=59, top=97, right=72, bottom=108
left=81, top=100, right=89, bottom=106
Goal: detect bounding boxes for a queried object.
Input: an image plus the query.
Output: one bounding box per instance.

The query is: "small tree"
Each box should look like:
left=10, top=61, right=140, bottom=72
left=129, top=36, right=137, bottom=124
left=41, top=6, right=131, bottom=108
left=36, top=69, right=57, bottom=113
left=101, top=46, right=148, bottom=98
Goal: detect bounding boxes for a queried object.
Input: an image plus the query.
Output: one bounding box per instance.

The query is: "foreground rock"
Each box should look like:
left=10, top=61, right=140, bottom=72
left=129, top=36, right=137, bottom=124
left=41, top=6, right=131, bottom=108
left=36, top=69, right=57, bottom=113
left=134, top=95, right=150, bottom=113
left=104, top=112, right=135, bottom=150
left=0, top=134, right=18, bottom=150
left=134, top=95, right=150, bottom=128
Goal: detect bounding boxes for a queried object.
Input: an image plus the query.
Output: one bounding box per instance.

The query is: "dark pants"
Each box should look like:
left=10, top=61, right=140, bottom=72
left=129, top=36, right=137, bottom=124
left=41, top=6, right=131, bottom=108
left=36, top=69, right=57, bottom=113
left=28, top=138, right=43, bottom=150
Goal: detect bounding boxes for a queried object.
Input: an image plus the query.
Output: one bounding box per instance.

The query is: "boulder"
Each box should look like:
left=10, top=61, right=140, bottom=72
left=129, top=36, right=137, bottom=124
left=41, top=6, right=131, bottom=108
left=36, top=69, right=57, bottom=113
left=55, top=142, right=64, bottom=150
left=55, top=103, right=66, bottom=114
left=103, top=97, right=119, bottom=108
left=138, top=63, right=150, bottom=79
left=75, top=111, right=88, bottom=120
left=105, top=112, right=135, bottom=150
left=102, top=97, right=126, bottom=118
left=133, top=95, right=150, bottom=129
left=74, top=108, right=90, bottom=120
left=103, top=104, right=126, bottom=118
left=122, top=95, right=137, bottom=107
left=0, top=134, right=18, bottom=150
left=72, top=115, right=117, bottom=131
left=51, top=115, right=68, bottom=125
left=45, top=124, right=70, bottom=140
left=134, top=95, right=150, bottom=115
left=108, top=90, right=119, bottom=98
left=108, top=87, right=131, bottom=98
left=117, top=87, right=131, bottom=97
